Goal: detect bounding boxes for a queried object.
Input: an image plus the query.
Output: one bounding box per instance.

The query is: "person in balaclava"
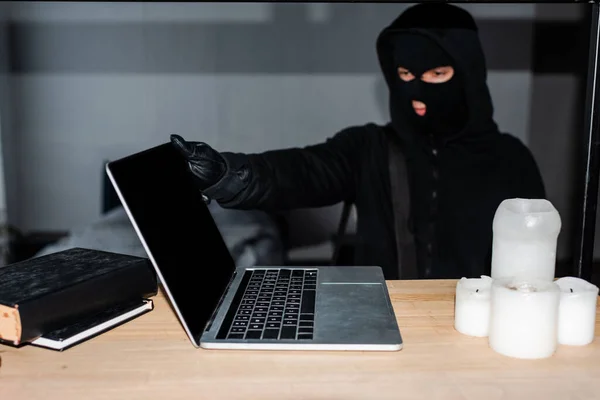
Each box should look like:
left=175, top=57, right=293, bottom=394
left=169, top=3, right=546, bottom=280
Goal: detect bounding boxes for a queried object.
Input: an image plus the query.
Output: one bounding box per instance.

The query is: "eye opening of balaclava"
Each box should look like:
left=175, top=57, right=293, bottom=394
left=388, top=32, right=469, bottom=137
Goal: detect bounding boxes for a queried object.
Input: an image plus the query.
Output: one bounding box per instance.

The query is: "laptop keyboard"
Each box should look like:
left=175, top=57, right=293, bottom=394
left=217, top=269, right=318, bottom=340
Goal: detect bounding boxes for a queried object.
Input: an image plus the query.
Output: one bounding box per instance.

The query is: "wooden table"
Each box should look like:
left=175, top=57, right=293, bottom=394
left=1, top=279, right=599, bottom=400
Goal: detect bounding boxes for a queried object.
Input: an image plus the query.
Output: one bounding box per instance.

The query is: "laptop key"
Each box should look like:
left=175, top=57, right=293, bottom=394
left=228, top=333, right=245, bottom=339
left=263, top=329, right=280, bottom=339
left=266, top=322, right=280, bottom=328
left=301, top=290, right=316, bottom=314
left=280, top=326, right=297, bottom=339
left=245, top=330, right=262, bottom=339
left=298, top=333, right=313, bottom=340
left=231, top=327, right=246, bottom=333
left=250, top=323, right=264, bottom=330
left=300, top=313, right=314, bottom=321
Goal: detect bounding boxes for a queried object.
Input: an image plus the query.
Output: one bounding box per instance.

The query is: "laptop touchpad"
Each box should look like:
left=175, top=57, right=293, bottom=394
left=314, top=283, right=397, bottom=343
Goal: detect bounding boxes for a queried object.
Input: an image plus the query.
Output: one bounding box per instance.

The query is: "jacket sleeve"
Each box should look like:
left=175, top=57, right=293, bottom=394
left=202, top=126, right=365, bottom=211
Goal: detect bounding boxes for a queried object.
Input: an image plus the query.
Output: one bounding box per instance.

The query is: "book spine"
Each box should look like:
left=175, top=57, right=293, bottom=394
left=15, top=259, right=157, bottom=344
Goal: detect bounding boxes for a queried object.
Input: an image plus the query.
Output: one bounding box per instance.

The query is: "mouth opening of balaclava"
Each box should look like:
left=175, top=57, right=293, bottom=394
left=389, top=32, right=469, bottom=137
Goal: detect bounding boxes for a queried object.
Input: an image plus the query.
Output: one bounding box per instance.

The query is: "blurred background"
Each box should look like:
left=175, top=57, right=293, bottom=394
left=0, top=2, right=595, bottom=278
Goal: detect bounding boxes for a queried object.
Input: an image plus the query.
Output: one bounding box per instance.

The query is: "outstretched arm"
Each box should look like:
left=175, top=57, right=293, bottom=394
left=171, top=127, right=364, bottom=212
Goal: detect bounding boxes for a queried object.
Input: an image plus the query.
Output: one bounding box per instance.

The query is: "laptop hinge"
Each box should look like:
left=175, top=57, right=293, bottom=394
left=203, top=271, right=238, bottom=333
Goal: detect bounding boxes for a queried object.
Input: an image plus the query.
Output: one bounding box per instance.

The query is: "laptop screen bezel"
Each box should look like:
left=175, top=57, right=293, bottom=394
left=105, top=143, right=238, bottom=347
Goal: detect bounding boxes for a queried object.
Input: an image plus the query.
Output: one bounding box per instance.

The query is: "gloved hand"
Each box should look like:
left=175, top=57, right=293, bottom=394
left=170, top=134, right=227, bottom=190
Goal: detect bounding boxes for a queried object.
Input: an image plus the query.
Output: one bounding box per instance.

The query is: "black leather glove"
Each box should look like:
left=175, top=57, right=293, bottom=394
left=170, top=134, right=227, bottom=190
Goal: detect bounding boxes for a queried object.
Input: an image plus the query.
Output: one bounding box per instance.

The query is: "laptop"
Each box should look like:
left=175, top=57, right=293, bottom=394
left=106, top=142, right=403, bottom=351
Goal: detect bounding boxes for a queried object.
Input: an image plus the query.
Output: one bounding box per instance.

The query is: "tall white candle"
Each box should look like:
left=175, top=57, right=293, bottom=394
left=491, top=198, right=561, bottom=282
left=454, top=276, right=493, bottom=337
left=555, top=277, right=599, bottom=346
left=488, top=277, right=560, bottom=359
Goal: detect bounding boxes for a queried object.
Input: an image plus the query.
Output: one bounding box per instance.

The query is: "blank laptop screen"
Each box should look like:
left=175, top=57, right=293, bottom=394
left=107, top=143, right=237, bottom=341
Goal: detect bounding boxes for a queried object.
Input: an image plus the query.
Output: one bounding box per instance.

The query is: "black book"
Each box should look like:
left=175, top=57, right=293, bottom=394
left=0, top=247, right=157, bottom=345
left=31, top=298, right=154, bottom=351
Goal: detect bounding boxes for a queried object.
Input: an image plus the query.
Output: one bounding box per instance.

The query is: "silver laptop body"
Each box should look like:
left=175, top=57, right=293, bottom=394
left=106, top=143, right=402, bottom=351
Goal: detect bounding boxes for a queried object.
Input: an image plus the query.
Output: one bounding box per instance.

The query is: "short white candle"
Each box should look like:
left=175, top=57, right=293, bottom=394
left=488, top=277, right=560, bottom=359
left=454, top=276, right=493, bottom=337
left=555, top=277, right=599, bottom=346
left=491, top=198, right=561, bottom=282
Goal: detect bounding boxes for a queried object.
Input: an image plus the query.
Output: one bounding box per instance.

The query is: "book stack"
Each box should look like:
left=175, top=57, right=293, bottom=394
left=0, top=247, right=157, bottom=351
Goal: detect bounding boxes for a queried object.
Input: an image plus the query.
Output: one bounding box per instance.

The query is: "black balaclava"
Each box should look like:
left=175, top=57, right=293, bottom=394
left=390, top=33, right=468, bottom=137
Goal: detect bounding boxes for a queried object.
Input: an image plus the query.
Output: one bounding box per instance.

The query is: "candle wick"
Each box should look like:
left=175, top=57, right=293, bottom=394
left=570, top=288, right=573, bottom=293
left=476, top=289, right=479, bottom=293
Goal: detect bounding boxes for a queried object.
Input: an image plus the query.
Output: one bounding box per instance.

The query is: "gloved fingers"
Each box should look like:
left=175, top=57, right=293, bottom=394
left=189, top=159, right=215, bottom=171
left=188, top=164, right=212, bottom=178
left=170, top=134, right=196, bottom=157
left=171, top=134, right=218, bottom=162
left=196, top=150, right=226, bottom=165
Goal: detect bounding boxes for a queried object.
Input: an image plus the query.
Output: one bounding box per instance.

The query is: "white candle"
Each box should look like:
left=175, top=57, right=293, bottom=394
left=454, top=276, right=493, bottom=337
left=491, top=198, right=561, bottom=282
left=488, top=277, right=560, bottom=359
left=555, top=277, right=599, bottom=346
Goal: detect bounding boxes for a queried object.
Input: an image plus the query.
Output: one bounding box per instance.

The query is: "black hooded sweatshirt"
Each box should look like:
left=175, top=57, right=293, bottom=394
left=204, top=4, right=546, bottom=280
